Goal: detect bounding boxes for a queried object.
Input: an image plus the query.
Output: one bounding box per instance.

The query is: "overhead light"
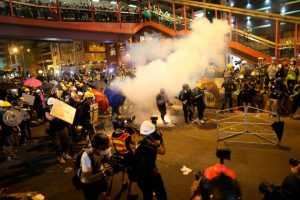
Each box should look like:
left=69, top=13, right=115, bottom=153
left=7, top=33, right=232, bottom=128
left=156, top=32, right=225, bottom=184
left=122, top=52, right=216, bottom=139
left=110, top=1, right=117, bottom=4
left=281, top=6, right=286, bottom=15
left=246, top=2, right=251, bottom=9
left=265, top=0, right=270, bottom=4
left=247, top=16, right=251, bottom=20
left=129, top=4, right=137, bottom=8
left=230, top=2, right=234, bottom=7
left=284, top=10, right=300, bottom=15
left=257, top=6, right=271, bottom=11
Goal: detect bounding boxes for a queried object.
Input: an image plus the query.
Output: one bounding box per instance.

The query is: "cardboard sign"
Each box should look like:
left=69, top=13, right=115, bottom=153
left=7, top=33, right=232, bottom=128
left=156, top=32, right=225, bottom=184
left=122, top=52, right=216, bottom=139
left=50, top=98, right=76, bottom=124
left=22, top=93, right=35, bottom=105
left=90, top=103, right=99, bottom=124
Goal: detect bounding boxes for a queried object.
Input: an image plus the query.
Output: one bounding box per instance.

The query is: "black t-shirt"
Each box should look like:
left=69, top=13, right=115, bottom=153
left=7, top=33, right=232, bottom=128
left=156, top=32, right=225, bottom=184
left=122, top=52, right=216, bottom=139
left=134, top=139, right=157, bottom=178
left=281, top=172, right=300, bottom=200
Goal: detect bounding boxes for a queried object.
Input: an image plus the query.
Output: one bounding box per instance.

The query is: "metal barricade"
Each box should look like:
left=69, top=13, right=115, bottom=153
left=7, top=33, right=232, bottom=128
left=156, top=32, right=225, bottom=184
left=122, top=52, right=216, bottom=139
left=216, top=106, right=281, bottom=146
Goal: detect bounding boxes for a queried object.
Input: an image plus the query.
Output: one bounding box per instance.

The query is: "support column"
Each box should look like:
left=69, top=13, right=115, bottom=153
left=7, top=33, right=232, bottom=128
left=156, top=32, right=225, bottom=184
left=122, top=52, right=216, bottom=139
left=295, top=23, right=299, bottom=58
left=229, top=12, right=232, bottom=42
left=148, top=0, right=150, bottom=10
left=90, top=0, right=95, bottom=22
left=9, top=0, right=14, bottom=16
left=215, top=9, right=218, bottom=19
left=118, top=0, right=121, bottom=27
left=138, top=0, right=141, bottom=22
left=183, top=5, right=186, bottom=31
left=235, top=18, right=238, bottom=42
left=275, top=20, right=279, bottom=58
left=173, top=3, right=176, bottom=30
left=191, top=8, right=194, bottom=20
left=56, top=0, right=61, bottom=21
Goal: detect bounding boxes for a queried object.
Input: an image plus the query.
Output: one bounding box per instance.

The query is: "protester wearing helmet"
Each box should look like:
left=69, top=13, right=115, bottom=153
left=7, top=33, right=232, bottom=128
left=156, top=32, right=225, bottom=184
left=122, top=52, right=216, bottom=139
left=256, top=57, right=267, bottom=91
left=110, top=116, right=135, bottom=190
left=133, top=120, right=167, bottom=200
left=80, top=133, right=112, bottom=200
left=191, top=149, right=241, bottom=200
left=45, top=97, right=72, bottom=164
left=80, top=91, right=95, bottom=140
left=193, top=83, right=206, bottom=125
left=16, top=97, right=32, bottom=144
left=179, top=84, right=194, bottom=124
left=266, top=57, right=281, bottom=90
left=156, top=88, right=171, bottom=124
left=221, top=78, right=236, bottom=112
left=223, top=63, right=235, bottom=81
left=286, top=57, right=299, bottom=94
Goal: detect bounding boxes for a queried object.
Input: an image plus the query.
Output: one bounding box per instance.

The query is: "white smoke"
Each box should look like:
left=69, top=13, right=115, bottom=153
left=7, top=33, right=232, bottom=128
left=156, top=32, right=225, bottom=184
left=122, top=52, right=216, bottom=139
left=113, top=18, right=229, bottom=120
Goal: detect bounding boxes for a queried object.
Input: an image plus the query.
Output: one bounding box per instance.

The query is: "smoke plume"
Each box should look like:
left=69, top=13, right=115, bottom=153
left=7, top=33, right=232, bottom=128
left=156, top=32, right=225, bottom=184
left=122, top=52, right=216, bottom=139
left=113, top=18, right=229, bottom=120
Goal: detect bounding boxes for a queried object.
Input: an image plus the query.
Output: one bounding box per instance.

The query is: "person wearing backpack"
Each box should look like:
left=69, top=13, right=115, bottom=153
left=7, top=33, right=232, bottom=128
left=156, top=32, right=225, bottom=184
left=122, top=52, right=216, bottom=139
left=79, top=133, right=113, bottom=200
left=134, top=120, right=167, bottom=200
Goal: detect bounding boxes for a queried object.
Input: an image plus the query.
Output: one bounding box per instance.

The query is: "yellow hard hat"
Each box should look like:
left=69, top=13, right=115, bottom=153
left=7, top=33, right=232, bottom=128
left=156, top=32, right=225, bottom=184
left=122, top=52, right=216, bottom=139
left=84, top=91, right=95, bottom=98
left=68, top=82, right=73, bottom=86
left=79, top=83, right=83, bottom=87
left=196, top=83, right=204, bottom=89
left=86, top=87, right=92, bottom=92
left=0, top=100, right=12, bottom=107
left=19, top=97, right=26, bottom=101
left=62, top=86, right=67, bottom=91
left=227, top=63, right=233, bottom=68
left=24, top=88, right=30, bottom=92
left=258, top=57, right=264, bottom=60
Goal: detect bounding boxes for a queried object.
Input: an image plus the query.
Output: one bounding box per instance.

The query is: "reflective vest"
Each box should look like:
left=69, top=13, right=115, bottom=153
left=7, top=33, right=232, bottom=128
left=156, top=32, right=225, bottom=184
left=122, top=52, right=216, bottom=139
left=111, top=132, right=130, bottom=154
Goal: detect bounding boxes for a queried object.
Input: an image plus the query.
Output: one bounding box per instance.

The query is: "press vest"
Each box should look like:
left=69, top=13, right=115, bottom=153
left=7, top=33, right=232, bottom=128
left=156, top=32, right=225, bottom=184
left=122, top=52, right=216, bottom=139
left=112, top=132, right=130, bottom=154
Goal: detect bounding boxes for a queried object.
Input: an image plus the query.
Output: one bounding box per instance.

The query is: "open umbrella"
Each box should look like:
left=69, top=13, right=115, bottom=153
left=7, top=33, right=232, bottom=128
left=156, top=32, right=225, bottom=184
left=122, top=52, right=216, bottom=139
left=104, top=88, right=126, bottom=108
left=24, top=78, right=42, bottom=88
left=200, top=79, right=220, bottom=98
left=91, top=89, right=109, bottom=113
left=142, top=10, right=152, bottom=18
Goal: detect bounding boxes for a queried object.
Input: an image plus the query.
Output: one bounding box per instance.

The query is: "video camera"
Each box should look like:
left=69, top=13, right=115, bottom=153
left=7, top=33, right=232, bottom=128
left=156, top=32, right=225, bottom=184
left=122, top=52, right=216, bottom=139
left=112, top=116, right=138, bottom=135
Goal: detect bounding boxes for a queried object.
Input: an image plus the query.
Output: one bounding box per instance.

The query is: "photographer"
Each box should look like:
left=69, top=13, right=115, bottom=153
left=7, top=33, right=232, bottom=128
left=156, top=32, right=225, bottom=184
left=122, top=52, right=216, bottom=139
left=80, top=133, right=112, bottom=200
left=260, top=158, right=300, bottom=200
left=133, top=120, right=167, bottom=200
left=111, top=116, right=135, bottom=190
left=191, top=149, right=241, bottom=200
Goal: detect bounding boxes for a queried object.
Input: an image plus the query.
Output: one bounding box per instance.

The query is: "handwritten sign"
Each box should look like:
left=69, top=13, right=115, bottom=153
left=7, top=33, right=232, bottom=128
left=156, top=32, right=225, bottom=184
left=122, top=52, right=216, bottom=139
left=22, top=93, right=35, bottom=105
left=50, top=99, right=76, bottom=124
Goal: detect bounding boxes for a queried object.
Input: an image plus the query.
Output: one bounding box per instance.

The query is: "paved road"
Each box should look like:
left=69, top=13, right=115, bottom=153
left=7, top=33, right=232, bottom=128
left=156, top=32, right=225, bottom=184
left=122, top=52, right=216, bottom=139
left=0, top=106, right=299, bottom=200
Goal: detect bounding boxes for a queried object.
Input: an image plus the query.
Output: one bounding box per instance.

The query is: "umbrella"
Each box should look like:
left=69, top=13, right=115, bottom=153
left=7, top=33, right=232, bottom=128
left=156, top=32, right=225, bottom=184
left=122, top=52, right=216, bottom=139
left=0, top=82, right=16, bottom=90
left=91, top=89, right=109, bottom=113
left=200, top=79, right=220, bottom=98
left=271, top=121, right=285, bottom=142
left=104, top=88, right=126, bottom=108
left=142, top=10, right=152, bottom=18
left=24, top=78, right=42, bottom=88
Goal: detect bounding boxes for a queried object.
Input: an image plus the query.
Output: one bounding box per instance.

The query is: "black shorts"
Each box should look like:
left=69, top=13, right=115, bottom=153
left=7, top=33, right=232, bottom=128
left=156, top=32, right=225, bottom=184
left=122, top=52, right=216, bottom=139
left=81, top=178, right=107, bottom=200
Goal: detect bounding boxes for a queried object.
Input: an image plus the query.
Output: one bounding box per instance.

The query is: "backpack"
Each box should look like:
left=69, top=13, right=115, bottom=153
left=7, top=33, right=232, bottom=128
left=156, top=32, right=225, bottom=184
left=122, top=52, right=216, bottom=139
left=72, top=149, right=94, bottom=190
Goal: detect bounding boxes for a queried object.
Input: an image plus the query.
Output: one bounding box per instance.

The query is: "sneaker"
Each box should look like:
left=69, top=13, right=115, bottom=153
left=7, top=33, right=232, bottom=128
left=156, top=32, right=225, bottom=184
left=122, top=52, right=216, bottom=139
left=7, top=156, right=14, bottom=161
left=200, top=120, right=205, bottom=124
left=58, top=156, right=66, bottom=164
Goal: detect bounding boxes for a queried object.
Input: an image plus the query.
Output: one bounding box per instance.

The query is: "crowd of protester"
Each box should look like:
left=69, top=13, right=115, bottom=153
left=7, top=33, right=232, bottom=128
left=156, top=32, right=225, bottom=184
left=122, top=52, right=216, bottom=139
left=0, top=56, right=300, bottom=199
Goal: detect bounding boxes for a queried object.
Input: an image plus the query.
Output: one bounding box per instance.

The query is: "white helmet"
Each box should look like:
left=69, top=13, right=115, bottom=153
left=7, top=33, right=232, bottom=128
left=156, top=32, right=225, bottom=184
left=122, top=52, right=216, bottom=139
left=241, top=60, right=247, bottom=65
left=11, top=89, right=18, bottom=94
left=140, top=120, right=155, bottom=135
left=47, top=97, right=55, bottom=106
left=36, top=89, right=41, bottom=94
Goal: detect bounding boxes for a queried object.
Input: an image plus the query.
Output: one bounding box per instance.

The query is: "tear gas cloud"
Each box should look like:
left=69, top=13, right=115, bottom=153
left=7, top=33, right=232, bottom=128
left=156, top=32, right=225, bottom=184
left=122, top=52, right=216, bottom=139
left=113, top=19, right=229, bottom=119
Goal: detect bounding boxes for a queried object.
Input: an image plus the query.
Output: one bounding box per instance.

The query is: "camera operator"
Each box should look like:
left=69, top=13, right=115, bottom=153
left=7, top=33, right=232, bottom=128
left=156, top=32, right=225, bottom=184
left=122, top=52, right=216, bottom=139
left=260, top=158, right=300, bottom=200
left=80, top=133, right=113, bottom=200
left=111, top=116, right=136, bottom=190
left=133, top=120, right=167, bottom=200
left=191, top=149, right=241, bottom=200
